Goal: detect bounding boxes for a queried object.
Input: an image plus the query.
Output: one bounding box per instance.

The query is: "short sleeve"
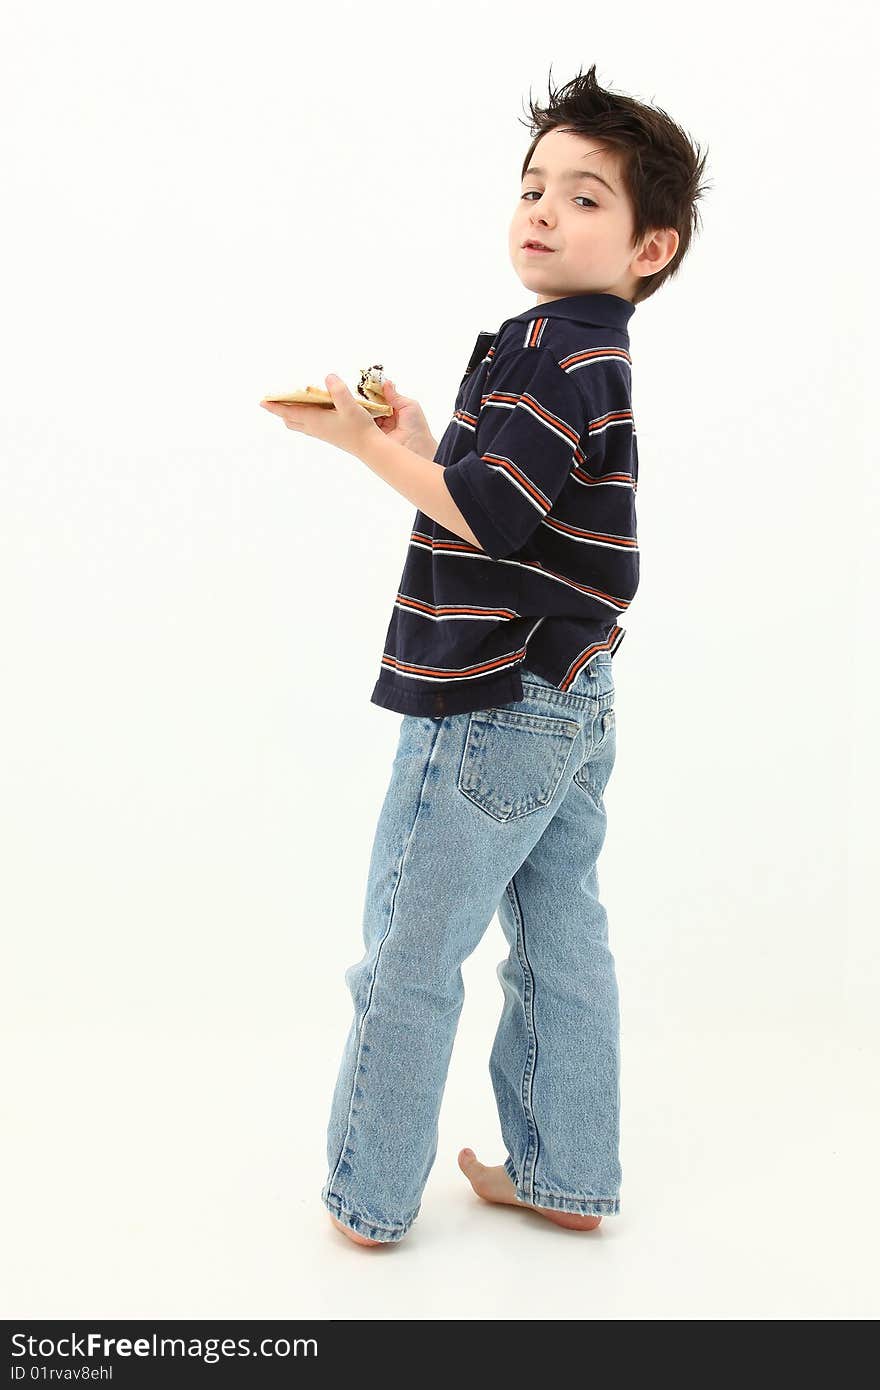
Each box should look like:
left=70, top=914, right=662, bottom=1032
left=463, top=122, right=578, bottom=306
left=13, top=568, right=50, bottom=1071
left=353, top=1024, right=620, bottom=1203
left=442, top=347, right=586, bottom=560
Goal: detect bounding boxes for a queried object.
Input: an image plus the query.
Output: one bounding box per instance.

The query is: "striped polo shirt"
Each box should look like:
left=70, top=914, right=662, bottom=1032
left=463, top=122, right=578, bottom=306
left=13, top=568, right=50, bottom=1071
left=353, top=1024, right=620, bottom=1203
left=370, top=291, right=639, bottom=719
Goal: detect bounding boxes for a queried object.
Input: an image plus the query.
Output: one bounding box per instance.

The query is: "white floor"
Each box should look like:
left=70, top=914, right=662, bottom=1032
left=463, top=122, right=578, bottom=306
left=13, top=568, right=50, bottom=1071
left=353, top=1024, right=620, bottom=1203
left=4, top=1020, right=878, bottom=1321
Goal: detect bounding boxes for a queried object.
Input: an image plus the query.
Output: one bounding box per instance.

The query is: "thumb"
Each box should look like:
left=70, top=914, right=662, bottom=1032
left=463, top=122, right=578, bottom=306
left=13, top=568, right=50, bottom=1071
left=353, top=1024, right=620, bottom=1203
left=325, top=374, right=355, bottom=409
left=384, top=379, right=411, bottom=408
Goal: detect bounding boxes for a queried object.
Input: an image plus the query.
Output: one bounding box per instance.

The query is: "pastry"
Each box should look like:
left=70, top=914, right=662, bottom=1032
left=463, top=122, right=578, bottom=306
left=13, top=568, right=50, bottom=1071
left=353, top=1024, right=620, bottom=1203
left=262, top=363, right=392, bottom=416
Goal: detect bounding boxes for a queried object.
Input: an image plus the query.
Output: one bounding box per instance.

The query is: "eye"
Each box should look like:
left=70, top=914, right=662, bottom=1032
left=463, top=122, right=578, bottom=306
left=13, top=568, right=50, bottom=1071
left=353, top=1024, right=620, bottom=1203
left=520, top=191, right=598, bottom=209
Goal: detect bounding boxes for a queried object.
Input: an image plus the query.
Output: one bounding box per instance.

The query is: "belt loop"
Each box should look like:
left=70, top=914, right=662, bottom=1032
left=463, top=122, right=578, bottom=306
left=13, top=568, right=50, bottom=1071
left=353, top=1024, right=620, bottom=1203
left=573, top=656, right=599, bottom=692
left=577, top=659, right=596, bottom=691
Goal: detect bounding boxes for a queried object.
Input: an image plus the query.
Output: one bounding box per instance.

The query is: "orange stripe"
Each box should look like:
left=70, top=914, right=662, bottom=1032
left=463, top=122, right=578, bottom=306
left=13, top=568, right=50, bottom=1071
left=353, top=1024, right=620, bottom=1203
left=481, top=453, right=552, bottom=510
left=559, top=627, right=625, bottom=689
left=559, top=347, right=631, bottom=370
left=381, top=650, right=527, bottom=681
left=589, top=410, right=633, bottom=431
left=480, top=391, right=580, bottom=447
left=543, top=517, right=639, bottom=549
left=571, top=464, right=635, bottom=486
left=518, top=557, right=632, bottom=610
left=396, top=595, right=518, bottom=619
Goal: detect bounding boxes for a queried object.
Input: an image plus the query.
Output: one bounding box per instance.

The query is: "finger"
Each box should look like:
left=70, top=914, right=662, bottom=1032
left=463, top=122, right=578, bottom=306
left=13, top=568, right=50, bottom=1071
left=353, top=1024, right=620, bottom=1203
left=325, top=373, right=355, bottom=410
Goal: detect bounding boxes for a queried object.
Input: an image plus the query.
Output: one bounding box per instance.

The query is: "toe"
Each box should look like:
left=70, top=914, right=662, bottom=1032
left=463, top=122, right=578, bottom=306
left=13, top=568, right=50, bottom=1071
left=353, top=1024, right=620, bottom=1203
left=458, top=1147, right=480, bottom=1177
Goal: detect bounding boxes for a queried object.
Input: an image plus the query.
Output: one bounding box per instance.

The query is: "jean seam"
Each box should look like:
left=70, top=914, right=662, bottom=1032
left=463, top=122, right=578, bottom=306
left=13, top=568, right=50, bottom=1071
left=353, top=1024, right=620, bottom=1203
left=505, top=873, right=540, bottom=1204
left=323, top=717, right=444, bottom=1202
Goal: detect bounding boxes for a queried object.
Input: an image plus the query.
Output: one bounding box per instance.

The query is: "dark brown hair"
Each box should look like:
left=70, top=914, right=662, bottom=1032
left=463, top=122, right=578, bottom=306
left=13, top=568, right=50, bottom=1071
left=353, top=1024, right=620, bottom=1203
left=519, top=63, right=711, bottom=304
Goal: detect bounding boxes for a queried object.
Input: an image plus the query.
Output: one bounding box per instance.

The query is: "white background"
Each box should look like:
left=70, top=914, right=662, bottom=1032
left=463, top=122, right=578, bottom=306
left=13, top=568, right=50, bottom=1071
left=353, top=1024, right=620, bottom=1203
left=2, top=0, right=877, bottom=1321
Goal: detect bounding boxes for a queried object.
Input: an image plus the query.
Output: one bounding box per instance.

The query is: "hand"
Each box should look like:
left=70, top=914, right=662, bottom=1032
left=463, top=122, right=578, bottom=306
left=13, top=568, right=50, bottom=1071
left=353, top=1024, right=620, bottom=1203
left=259, top=375, right=379, bottom=460
left=371, top=379, right=438, bottom=459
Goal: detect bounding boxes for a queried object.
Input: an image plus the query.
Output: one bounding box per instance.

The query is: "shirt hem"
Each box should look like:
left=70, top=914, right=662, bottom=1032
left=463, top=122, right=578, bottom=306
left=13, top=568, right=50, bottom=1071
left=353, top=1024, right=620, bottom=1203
left=371, top=666, right=525, bottom=719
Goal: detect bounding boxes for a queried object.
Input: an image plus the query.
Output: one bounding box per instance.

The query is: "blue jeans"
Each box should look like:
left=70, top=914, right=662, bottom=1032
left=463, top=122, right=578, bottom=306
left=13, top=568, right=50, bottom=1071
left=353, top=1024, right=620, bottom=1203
left=320, top=655, right=620, bottom=1242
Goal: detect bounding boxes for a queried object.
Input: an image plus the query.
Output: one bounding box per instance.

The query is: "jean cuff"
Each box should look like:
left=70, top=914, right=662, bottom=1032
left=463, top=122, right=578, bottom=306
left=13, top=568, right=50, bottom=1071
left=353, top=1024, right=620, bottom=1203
left=503, top=1155, right=620, bottom=1216
left=321, top=1186, right=417, bottom=1243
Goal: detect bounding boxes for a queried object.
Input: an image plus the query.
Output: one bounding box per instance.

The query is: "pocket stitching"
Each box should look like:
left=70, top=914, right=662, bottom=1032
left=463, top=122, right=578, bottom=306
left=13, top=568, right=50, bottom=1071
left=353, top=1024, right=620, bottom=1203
left=458, top=709, right=582, bottom=822
left=573, top=710, right=616, bottom=800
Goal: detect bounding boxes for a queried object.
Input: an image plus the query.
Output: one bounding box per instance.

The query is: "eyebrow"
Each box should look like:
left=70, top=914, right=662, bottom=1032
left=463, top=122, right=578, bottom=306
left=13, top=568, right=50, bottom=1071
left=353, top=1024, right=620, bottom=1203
left=522, top=166, right=618, bottom=196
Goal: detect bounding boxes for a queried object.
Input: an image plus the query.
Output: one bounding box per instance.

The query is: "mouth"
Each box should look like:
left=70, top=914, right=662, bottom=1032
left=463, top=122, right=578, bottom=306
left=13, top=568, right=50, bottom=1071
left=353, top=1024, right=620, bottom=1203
left=522, top=240, right=555, bottom=254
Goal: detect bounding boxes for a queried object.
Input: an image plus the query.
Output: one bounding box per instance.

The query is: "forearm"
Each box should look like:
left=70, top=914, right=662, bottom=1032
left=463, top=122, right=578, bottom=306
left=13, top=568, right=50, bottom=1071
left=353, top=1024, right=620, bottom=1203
left=358, top=433, right=482, bottom=549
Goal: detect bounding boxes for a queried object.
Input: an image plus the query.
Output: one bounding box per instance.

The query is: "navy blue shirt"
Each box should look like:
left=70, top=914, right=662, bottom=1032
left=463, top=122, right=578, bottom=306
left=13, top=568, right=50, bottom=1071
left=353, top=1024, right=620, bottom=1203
left=370, top=291, right=639, bottom=719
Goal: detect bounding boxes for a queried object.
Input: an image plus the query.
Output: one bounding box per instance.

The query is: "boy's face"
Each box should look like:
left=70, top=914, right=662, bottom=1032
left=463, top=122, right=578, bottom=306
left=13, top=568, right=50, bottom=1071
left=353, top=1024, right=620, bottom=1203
left=509, top=127, right=650, bottom=305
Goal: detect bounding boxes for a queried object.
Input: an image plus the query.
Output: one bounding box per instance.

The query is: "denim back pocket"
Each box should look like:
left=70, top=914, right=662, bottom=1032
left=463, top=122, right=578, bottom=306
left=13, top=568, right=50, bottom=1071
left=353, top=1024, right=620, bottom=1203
left=457, top=707, right=582, bottom=822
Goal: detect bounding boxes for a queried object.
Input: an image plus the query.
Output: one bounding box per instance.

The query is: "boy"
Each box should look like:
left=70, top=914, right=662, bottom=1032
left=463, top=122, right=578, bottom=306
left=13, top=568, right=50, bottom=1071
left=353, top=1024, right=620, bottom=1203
left=261, top=65, right=708, bottom=1245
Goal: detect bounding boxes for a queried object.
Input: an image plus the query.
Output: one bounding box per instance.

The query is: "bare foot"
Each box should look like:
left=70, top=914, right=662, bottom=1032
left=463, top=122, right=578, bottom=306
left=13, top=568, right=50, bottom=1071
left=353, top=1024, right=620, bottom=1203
left=328, top=1213, right=387, bottom=1247
left=458, top=1148, right=603, bottom=1231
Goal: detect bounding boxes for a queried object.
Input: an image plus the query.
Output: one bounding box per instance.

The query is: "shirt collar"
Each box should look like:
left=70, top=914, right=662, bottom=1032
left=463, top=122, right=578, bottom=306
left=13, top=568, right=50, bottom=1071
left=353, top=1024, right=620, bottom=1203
left=499, top=291, right=635, bottom=335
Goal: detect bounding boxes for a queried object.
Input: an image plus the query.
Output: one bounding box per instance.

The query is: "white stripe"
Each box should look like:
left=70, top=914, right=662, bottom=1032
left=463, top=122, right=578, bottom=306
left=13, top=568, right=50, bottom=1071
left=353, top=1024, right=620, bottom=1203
left=481, top=395, right=579, bottom=448
left=587, top=416, right=634, bottom=439
left=561, top=352, right=631, bottom=373
left=381, top=647, right=526, bottom=684
left=393, top=599, right=521, bottom=623
left=570, top=470, right=635, bottom=489
left=541, top=519, right=639, bottom=551
left=405, top=536, right=628, bottom=612
left=478, top=455, right=550, bottom=514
